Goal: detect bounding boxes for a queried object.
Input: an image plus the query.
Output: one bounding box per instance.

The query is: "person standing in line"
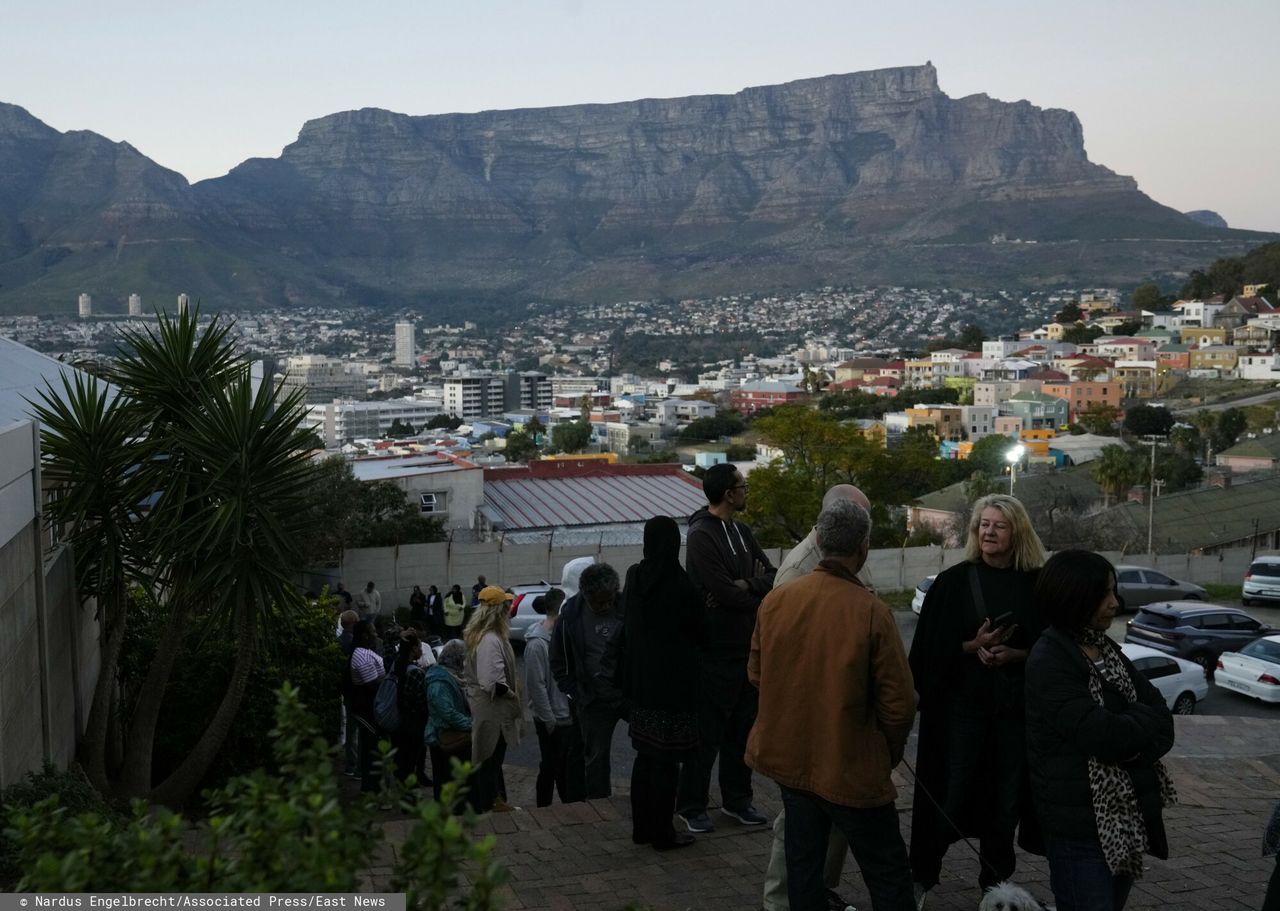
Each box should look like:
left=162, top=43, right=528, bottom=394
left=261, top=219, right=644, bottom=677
left=523, top=591, right=579, bottom=807
left=747, top=500, right=916, bottom=911
left=619, top=515, right=704, bottom=851
left=391, top=630, right=431, bottom=786
left=337, top=609, right=360, bottom=777
left=908, top=494, right=1046, bottom=909
left=356, top=580, right=382, bottom=620
left=1026, top=550, right=1175, bottom=911
left=471, top=575, right=487, bottom=604
left=424, top=584, right=445, bottom=638
left=550, top=563, right=626, bottom=799
left=348, top=619, right=386, bottom=793
left=763, top=484, right=872, bottom=911
left=677, top=462, right=775, bottom=834
left=464, top=585, right=524, bottom=812
left=409, top=584, right=428, bottom=628
left=424, top=639, right=472, bottom=805
left=443, top=584, right=467, bottom=640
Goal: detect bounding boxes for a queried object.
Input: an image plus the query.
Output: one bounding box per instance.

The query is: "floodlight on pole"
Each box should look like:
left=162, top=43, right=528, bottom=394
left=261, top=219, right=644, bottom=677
left=1006, top=443, right=1026, bottom=496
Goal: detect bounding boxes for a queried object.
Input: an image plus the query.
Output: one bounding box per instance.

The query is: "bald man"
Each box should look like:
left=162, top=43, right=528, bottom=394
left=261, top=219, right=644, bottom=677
left=774, top=484, right=875, bottom=590
left=762, top=484, right=873, bottom=911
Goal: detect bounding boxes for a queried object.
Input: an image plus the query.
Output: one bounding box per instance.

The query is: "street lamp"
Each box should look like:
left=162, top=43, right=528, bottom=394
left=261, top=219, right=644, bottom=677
left=1005, top=443, right=1026, bottom=496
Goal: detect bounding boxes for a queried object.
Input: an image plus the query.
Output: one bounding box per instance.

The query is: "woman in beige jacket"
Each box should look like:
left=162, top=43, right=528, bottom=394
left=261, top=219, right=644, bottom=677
left=464, top=585, right=525, bottom=812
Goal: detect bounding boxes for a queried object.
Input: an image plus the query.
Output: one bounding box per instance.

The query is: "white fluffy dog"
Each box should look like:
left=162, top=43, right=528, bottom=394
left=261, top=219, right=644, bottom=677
left=977, top=881, right=1053, bottom=911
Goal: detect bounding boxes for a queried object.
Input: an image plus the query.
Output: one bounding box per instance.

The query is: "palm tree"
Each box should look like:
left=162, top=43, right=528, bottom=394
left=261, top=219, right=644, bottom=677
left=36, top=307, right=320, bottom=804
left=1091, top=444, right=1141, bottom=507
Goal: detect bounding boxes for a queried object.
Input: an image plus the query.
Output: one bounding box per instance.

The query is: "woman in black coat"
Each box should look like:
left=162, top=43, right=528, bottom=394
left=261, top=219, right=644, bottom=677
left=616, top=515, right=706, bottom=851
left=1026, top=550, right=1176, bottom=911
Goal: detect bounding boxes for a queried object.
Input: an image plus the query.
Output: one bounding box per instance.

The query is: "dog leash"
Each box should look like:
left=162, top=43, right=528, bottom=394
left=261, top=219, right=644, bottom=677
left=899, top=756, right=1010, bottom=886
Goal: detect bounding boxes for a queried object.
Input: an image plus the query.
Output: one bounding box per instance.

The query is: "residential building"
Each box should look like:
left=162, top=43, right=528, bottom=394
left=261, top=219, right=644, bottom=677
left=1098, top=474, right=1280, bottom=554
left=1114, top=360, right=1158, bottom=397
left=394, top=321, right=415, bottom=366
left=654, top=397, right=717, bottom=426
left=905, top=405, right=966, bottom=441
left=730, top=381, right=806, bottom=415
left=1156, top=344, right=1192, bottom=372
left=1094, top=337, right=1157, bottom=362
left=1216, top=295, right=1277, bottom=331
left=1187, top=346, right=1238, bottom=372
left=349, top=450, right=483, bottom=529
left=1237, top=353, right=1280, bottom=381
left=506, top=371, right=553, bottom=412
left=1004, top=391, right=1069, bottom=431
left=1216, top=433, right=1280, bottom=473
left=128, top=293, right=143, bottom=317
left=1183, top=327, right=1230, bottom=348
left=1040, top=380, right=1123, bottom=422
left=961, top=405, right=998, bottom=440
left=306, top=398, right=443, bottom=446
left=280, top=355, right=367, bottom=405
left=77, top=293, right=91, bottom=319
left=444, top=374, right=506, bottom=420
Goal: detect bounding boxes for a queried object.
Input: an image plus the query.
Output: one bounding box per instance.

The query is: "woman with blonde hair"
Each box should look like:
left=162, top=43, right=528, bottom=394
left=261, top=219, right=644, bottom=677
left=463, top=585, right=524, bottom=812
left=908, top=493, right=1048, bottom=907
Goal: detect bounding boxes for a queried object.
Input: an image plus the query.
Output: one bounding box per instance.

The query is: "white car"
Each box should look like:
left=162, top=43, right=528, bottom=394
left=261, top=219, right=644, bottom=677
left=1214, top=635, right=1280, bottom=704
left=1120, top=643, right=1208, bottom=715
left=911, top=575, right=936, bottom=614
left=507, top=556, right=592, bottom=644
left=1242, top=555, right=1280, bottom=606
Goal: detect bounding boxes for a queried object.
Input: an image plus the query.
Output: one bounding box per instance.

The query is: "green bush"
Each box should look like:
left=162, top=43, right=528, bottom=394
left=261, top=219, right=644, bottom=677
left=120, top=589, right=344, bottom=799
left=0, top=763, right=118, bottom=888
left=7, top=684, right=505, bottom=907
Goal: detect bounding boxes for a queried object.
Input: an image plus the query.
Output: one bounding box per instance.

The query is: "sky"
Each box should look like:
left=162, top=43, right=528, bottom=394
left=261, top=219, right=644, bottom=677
left=4, top=0, right=1278, bottom=231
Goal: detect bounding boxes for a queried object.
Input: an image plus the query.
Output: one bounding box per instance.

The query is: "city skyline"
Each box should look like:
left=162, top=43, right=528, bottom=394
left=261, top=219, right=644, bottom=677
left=3, top=0, right=1278, bottom=232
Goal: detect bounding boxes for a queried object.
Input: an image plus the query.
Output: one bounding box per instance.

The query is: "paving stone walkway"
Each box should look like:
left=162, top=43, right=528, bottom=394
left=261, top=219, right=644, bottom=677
left=370, top=716, right=1279, bottom=910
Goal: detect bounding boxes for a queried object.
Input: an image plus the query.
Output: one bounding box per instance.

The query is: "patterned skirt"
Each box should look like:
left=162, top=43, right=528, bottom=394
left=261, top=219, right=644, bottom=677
left=629, top=707, right=698, bottom=758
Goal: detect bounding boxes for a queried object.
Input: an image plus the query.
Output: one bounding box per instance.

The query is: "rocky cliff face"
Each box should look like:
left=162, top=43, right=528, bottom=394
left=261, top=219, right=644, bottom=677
left=0, top=66, right=1259, bottom=313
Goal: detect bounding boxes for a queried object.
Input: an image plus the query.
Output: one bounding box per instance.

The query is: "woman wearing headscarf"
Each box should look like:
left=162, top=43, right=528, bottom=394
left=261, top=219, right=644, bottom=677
left=618, top=515, right=705, bottom=851
left=391, top=630, right=430, bottom=786
left=443, top=584, right=467, bottom=640
left=464, top=585, right=524, bottom=812
left=424, top=639, right=472, bottom=803
left=1026, top=550, right=1175, bottom=911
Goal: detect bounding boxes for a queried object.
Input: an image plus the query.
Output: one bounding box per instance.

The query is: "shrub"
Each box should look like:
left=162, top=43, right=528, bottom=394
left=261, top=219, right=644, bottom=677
left=7, top=684, right=505, bottom=908
left=0, top=763, right=117, bottom=888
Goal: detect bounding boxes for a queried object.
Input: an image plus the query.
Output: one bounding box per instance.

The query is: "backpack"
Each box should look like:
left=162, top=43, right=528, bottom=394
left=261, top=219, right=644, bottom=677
left=374, top=673, right=400, bottom=732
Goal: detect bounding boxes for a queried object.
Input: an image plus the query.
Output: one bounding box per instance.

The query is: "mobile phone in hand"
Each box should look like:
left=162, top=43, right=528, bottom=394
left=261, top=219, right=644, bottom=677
left=991, top=611, right=1014, bottom=630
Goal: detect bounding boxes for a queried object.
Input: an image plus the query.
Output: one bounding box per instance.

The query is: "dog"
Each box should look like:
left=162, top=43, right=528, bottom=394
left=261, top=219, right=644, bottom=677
left=977, top=881, right=1054, bottom=911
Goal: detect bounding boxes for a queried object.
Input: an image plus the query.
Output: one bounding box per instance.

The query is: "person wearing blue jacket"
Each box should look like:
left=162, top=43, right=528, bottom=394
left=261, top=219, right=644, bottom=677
left=424, top=639, right=473, bottom=803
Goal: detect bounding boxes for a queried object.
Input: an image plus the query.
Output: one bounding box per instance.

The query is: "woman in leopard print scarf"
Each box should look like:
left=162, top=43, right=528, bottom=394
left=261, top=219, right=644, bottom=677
left=1025, top=550, right=1176, bottom=911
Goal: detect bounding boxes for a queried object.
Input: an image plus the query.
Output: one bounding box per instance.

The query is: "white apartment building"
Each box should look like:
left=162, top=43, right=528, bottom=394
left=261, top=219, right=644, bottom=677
left=961, top=405, right=999, bottom=440
left=77, top=293, right=91, bottom=319
left=128, top=293, right=142, bottom=317
left=444, top=374, right=505, bottom=420
left=394, top=321, right=416, bottom=367
left=280, top=355, right=368, bottom=405
left=306, top=398, right=443, bottom=447
left=348, top=452, right=483, bottom=530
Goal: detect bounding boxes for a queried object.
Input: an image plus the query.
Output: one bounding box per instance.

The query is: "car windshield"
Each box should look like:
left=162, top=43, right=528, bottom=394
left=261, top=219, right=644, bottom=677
left=1241, top=640, right=1280, bottom=664
left=1249, top=562, right=1280, bottom=578
left=1134, top=610, right=1176, bottom=629
left=918, top=577, right=934, bottom=592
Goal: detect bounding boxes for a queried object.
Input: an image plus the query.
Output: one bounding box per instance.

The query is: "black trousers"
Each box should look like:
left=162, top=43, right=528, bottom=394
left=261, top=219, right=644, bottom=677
left=429, top=743, right=471, bottom=807
left=468, top=734, right=507, bottom=812
left=534, top=719, right=584, bottom=806
left=676, top=656, right=756, bottom=816
left=631, top=751, right=680, bottom=846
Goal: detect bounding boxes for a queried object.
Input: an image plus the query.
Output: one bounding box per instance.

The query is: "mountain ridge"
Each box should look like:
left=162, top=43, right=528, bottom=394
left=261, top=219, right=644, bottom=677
left=0, top=66, right=1270, bottom=315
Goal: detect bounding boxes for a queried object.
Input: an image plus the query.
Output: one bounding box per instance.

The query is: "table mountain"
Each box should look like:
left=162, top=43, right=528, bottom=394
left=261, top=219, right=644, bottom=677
left=0, top=65, right=1267, bottom=314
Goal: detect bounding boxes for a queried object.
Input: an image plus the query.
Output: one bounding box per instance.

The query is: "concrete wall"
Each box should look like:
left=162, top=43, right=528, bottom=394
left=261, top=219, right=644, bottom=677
left=0, top=420, right=98, bottom=788
left=316, top=537, right=1276, bottom=611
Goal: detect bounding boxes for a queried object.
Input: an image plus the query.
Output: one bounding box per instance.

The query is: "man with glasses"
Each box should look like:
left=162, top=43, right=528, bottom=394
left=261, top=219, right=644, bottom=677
left=678, top=462, right=776, bottom=834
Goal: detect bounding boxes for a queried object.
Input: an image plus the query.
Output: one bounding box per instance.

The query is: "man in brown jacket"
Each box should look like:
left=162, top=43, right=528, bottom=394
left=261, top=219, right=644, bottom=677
left=746, top=499, right=916, bottom=911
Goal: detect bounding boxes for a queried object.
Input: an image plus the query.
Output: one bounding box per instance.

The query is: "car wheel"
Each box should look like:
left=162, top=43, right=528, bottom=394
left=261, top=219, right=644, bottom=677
left=1183, top=594, right=1202, bottom=601
left=1172, top=692, right=1196, bottom=715
left=1242, top=598, right=1254, bottom=607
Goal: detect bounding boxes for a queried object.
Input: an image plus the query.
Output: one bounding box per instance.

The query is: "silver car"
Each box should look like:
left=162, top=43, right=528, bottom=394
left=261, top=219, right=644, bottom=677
left=506, top=556, right=593, bottom=644
left=1115, top=564, right=1206, bottom=611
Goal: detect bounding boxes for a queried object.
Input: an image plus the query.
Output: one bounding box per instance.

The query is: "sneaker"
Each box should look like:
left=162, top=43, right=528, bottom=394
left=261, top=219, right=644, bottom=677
left=912, top=882, right=928, bottom=911
left=825, top=888, right=857, bottom=911
left=677, top=810, right=715, bottom=833
left=720, top=804, right=768, bottom=826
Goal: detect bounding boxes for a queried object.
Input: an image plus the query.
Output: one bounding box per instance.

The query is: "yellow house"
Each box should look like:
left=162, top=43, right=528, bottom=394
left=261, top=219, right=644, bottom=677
left=1189, top=346, right=1239, bottom=371
left=1184, top=327, right=1229, bottom=348
left=905, top=406, right=965, bottom=441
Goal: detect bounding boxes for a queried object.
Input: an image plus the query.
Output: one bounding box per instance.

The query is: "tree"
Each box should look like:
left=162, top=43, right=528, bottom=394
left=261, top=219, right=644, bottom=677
left=1077, top=402, right=1121, bottom=435
left=678, top=414, right=746, bottom=441
left=1110, top=319, right=1144, bottom=337
left=425, top=414, right=462, bottom=431
left=1131, top=282, right=1163, bottom=311
left=35, top=308, right=320, bottom=805
left=550, top=420, right=592, bottom=453
left=1062, top=325, right=1105, bottom=345
left=1091, top=445, right=1142, bottom=507
left=1214, top=408, right=1248, bottom=452
left=1054, top=301, right=1083, bottom=323
left=503, top=430, right=539, bottom=463
left=966, top=434, right=1020, bottom=477
left=957, top=323, right=986, bottom=350
left=386, top=418, right=417, bottom=438
left=1123, top=404, right=1174, bottom=437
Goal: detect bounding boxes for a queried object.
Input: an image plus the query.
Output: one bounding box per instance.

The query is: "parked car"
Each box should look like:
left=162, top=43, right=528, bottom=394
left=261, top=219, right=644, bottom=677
left=1242, top=555, right=1280, bottom=607
left=1214, top=635, right=1280, bottom=704
left=506, top=556, right=593, bottom=644
left=1123, top=601, right=1275, bottom=669
left=1119, top=643, right=1208, bottom=715
left=1114, top=564, right=1206, bottom=610
left=911, top=575, right=936, bottom=615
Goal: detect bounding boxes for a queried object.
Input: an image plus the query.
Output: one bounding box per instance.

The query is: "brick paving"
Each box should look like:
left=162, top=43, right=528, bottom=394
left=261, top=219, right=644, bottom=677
left=370, top=716, right=1279, bottom=910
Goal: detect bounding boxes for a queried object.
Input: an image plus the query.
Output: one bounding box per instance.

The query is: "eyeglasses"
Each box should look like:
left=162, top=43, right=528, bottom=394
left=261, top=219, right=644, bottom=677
left=730, top=483, right=749, bottom=491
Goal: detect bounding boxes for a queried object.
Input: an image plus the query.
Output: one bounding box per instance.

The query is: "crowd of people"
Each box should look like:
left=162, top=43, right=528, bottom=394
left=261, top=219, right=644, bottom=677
left=332, top=461, right=1276, bottom=911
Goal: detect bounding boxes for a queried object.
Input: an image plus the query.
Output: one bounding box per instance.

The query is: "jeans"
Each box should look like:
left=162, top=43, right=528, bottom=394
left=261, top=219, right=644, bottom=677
left=763, top=808, right=849, bottom=911
left=677, top=656, right=757, bottom=816
left=781, top=787, right=914, bottom=911
left=937, top=708, right=1025, bottom=888
left=1046, top=835, right=1134, bottom=911
left=534, top=719, right=580, bottom=806
left=578, top=701, right=621, bottom=799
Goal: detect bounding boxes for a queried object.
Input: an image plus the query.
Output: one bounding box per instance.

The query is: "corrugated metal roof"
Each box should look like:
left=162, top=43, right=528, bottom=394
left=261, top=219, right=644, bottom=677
left=483, top=473, right=705, bottom=530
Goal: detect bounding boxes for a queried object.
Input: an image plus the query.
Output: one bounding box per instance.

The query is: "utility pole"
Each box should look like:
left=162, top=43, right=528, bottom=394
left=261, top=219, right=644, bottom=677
left=1144, top=435, right=1162, bottom=559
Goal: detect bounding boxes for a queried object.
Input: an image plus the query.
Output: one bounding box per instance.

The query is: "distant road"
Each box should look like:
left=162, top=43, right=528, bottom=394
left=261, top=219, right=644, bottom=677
left=1173, top=386, right=1280, bottom=414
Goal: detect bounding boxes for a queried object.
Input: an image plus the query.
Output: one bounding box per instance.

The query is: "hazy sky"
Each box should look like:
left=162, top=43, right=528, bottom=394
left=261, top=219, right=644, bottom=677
left=5, top=0, right=1277, bottom=231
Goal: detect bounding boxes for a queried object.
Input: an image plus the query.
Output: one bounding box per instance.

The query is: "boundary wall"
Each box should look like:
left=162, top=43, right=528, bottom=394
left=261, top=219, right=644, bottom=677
left=0, top=420, right=97, bottom=788
left=319, top=538, right=1272, bottom=611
